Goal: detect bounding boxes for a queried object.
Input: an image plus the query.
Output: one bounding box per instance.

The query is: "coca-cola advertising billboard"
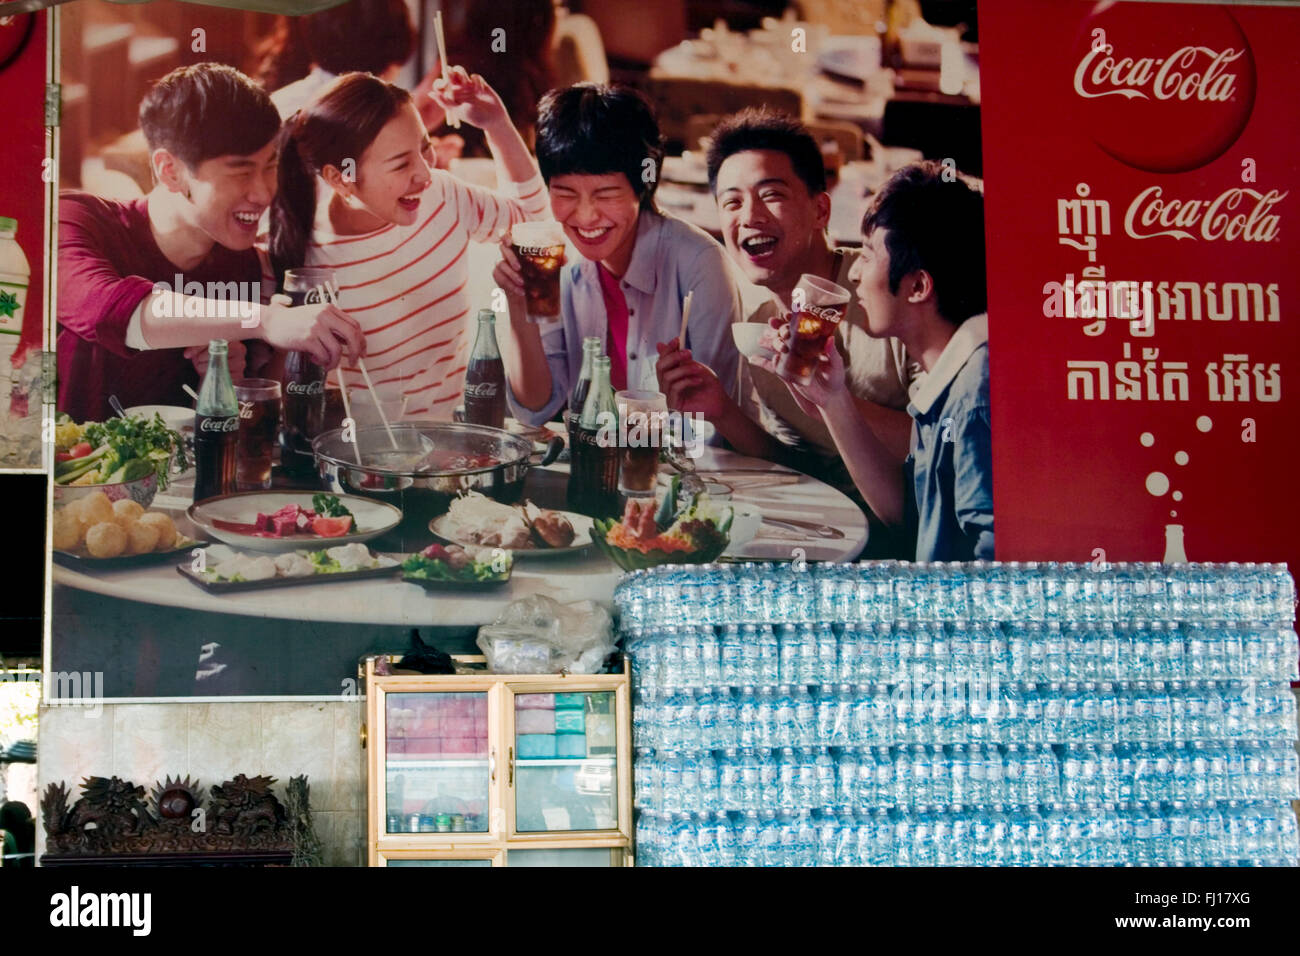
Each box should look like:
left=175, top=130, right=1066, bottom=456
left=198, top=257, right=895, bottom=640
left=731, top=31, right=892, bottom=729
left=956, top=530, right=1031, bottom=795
left=980, top=0, right=1299, bottom=572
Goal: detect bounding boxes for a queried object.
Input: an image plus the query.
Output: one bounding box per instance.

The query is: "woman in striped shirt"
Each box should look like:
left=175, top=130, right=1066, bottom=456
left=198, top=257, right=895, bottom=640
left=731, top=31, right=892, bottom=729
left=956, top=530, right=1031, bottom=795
left=268, top=69, right=548, bottom=418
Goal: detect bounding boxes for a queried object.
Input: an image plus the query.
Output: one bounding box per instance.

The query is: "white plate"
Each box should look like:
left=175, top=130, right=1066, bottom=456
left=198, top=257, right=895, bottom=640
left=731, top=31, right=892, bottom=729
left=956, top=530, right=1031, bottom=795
left=124, top=404, right=193, bottom=433
left=428, top=509, right=594, bottom=559
left=188, top=492, right=403, bottom=553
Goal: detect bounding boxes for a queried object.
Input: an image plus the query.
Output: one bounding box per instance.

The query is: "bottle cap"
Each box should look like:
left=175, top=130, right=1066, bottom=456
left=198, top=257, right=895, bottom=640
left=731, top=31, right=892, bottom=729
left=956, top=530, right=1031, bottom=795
left=0, top=216, right=16, bottom=233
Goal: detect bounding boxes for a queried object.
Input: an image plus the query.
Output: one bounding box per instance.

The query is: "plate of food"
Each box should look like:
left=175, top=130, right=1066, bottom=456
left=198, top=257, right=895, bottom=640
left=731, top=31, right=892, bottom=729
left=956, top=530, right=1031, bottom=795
left=590, top=477, right=736, bottom=571
left=400, top=542, right=513, bottom=590
left=52, top=492, right=205, bottom=567
left=427, top=492, right=592, bottom=559
left=178, top=542, right=400, bottom=592
left=188, top=492, right=402, bottom=553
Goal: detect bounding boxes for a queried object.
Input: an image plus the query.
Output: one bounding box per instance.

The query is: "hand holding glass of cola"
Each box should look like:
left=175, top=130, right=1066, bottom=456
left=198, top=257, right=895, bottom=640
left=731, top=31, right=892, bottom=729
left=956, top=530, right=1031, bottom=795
left=510, top=221, right=566, bottom=321
left=776, top=273, right=851, bottom=386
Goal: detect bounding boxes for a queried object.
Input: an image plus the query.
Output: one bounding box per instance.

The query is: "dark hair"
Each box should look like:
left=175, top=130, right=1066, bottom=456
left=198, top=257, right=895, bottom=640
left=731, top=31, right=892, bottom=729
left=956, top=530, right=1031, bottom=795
left=861, top=161, right=987, bottom=325
left=535, top=83, right=664, bottom=210
left=705, top=107, right=826, bottom=196
left=269, top=73, right=412, bottom=283
left=256, top=1, right=413, bottom=92
left=139, top=63, right=281, bottom=170
left=440, top=0, right=554, bottom=155
left=305, top=0, right=413, bottom=76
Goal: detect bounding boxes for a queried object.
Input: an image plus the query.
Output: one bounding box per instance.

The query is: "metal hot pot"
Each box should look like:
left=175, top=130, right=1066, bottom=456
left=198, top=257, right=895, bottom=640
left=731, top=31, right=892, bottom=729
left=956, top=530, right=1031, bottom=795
left=312, top=422, right=563, bottom=550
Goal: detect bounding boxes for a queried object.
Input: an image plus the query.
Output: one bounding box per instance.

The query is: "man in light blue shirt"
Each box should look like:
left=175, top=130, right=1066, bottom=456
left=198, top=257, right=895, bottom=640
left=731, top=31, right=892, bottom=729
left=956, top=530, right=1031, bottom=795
left=494, top=84, right=741, bottom=425
left=750, top=160, right=993, bottom=561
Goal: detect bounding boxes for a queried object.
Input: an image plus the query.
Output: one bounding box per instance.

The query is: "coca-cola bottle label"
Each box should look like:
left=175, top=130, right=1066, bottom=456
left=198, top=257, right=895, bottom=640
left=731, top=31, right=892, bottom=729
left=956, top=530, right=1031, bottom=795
left=285, top=380, right=325, bottom=396
left=198, top=415, right=240, bottom=433
left=464, top=382, right=499, bottom=399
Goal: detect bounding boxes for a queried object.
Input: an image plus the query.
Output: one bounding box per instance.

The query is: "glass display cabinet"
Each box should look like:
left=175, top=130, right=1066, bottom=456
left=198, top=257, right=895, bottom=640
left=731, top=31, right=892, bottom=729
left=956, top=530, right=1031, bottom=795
left=363, top=655, right=633, bottom=866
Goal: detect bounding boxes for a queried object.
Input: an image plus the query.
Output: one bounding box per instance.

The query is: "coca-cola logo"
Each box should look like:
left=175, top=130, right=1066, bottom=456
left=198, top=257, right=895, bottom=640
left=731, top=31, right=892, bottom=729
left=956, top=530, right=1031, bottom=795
left=1071, top=5, right=1256, bottom=174
left=464, top=382, right=499, bottom=399
left=799, top=305, right=843, bottom=322
left=1074, top=45, right=1242, bottom=103
left=1124, top=186, right=1287, bottom=242
left=515, top=244, right=561, bottom=257
left=199, top=416, right=240, bottom=433
left=238, top=400, right=255, bottom=419
left=285, top=380, right=324, bottom=396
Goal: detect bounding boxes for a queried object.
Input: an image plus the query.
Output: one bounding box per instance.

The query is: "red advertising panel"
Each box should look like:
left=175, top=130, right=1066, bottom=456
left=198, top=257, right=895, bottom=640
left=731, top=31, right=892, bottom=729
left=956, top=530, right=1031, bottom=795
left=981, top=0, right=1300, bottom=568
left=0, top=8, right=46, bottom=355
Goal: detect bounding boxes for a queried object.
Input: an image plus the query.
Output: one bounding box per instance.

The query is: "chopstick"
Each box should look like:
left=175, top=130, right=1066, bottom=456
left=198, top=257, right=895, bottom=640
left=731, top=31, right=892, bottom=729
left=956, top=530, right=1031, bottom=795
left=678, top=290, right=694, bottom=347
left=336, top=368, right=362, bottom=465
left=321, top=280, right=398, bottom=449
left=433, top=10, right=460, bottom=129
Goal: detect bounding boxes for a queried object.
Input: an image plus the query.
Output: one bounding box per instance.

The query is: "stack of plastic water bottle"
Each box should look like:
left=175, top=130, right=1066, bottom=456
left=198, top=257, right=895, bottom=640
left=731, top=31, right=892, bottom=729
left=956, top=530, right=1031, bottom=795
left=614, top=561, right=1300, bottom=866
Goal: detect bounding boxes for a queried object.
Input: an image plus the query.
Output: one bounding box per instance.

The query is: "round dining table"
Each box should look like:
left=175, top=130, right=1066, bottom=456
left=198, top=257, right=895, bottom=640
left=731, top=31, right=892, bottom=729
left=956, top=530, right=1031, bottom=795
left=52, top=445, right=869, bottom=630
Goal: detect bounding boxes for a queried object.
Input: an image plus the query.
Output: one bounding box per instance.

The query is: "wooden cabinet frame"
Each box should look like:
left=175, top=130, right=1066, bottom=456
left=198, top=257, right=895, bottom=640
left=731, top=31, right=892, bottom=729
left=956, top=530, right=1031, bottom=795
left=364, top=656, right=633, bottom=867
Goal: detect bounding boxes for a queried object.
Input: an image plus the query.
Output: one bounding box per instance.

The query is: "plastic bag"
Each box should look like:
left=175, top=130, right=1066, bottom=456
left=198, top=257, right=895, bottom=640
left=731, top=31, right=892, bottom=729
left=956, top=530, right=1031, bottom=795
left=476, top=594, right=615, bottom=674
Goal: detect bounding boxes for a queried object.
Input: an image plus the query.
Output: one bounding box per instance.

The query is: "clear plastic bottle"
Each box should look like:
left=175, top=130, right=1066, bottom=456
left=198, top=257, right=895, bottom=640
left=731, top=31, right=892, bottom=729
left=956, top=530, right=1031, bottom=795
left=793, top=686, right=816, bottom=748
left=814, top=624, right=838, bottom=686
left=814, top=749, right=837, bottom=808
left=836, top=748, right=859, bottom=811
left=737, top=685, right=759, bottom=749
left=739, top=747, right=762, bottom=811
left=777, top=746, right=797, bottom=808
left=777, top=624, right=800, bottom=686
left=774, top=685, right=796, bottom=745
left=757, top=624, right=781, bottom=686
left=757, top=746, right=779, bottom=807
left=737, top=810, right=761, bottom=866
left=697, top=751, right=721, bottom=812
left=660, top=751, right=684, bottom=813
left=720, top=748, right=742, bottom=811
left=678, top=689, right=701, bottom=752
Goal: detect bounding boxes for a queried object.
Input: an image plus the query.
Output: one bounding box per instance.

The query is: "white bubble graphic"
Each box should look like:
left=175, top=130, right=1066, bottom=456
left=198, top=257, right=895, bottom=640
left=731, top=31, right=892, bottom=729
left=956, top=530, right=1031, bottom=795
left=1172, top=491, right=1183, bottom=501
left=1146, top=472, right=1170, bottom=496
left=1175, top=451, right=1189, bottom=465
left=1140, top=432, right=1155, bottom=447
left=1196, top=416, right=1213, bottom=432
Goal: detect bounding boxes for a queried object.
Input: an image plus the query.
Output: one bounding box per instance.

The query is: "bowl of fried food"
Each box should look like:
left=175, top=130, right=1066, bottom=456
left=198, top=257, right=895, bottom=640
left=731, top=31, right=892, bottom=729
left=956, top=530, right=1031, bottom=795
left=52, top=490, right=197, bottom=562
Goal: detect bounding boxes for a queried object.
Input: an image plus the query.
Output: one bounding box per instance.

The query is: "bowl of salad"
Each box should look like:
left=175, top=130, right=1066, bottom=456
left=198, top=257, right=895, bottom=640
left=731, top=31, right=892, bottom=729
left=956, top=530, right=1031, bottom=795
left=54, top=412, right=188, bottom=509
left=589, top=480, right=733, bottom=572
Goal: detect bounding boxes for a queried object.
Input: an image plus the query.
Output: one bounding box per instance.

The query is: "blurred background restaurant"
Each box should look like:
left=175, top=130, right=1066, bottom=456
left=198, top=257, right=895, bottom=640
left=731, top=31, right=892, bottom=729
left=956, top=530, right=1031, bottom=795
left=58, top=0, right=981, bottom=262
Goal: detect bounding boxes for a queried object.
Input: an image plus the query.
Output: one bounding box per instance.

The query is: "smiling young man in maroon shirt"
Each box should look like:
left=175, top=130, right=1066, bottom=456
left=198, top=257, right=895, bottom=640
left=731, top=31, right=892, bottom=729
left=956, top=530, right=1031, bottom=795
left=58, top=63, right=364, bottom=422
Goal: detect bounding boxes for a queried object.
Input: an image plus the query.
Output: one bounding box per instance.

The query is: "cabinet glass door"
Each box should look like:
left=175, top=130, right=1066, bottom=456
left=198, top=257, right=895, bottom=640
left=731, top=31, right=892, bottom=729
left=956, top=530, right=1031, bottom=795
left=385, top=691, right=491, bottom=835
left=506, top=848, right=623, bottom=867
left=512, top=690, right=619, bottom=833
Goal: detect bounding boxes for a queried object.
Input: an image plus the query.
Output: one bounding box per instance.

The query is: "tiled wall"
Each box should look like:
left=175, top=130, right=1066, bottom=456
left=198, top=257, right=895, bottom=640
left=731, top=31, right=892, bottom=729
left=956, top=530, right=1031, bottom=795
left=37, top=701, right=366, bottom=867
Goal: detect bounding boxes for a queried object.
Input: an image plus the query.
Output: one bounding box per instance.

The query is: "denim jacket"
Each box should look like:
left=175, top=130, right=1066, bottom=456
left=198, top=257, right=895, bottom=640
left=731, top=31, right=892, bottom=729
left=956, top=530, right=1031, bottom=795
left=904, top=314, right=994, bottom=561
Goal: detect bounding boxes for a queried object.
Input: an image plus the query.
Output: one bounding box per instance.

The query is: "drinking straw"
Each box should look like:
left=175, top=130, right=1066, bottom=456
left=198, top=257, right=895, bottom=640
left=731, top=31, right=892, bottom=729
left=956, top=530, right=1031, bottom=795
left=182, top=384, right=199, bottom=403
left=336, top=367, right=362, bottom=464
left=433, top=10, right=460, bottom=129
left=678, top=290, right=694, bottom=348
left=322, top=280, right=398, bottom=449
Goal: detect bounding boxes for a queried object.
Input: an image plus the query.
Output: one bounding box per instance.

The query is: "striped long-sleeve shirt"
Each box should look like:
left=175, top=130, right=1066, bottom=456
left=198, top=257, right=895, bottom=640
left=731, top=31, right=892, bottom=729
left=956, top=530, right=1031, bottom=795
left=300, top=170, right=548, bottom=418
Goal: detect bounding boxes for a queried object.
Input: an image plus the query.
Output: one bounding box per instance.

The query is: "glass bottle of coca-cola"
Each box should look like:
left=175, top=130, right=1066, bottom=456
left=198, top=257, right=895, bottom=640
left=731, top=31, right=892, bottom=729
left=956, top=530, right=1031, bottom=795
left=278, top=268, right=333, bottom=477
left=463, top=309, right=505, bottom=429
left=566, top=336, right=603, bottom=455
left=193, top=339, right=240, bottom=502
left=568, top=353, right=621, bottom=518
left=570, top=336, right=603, bottom=416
